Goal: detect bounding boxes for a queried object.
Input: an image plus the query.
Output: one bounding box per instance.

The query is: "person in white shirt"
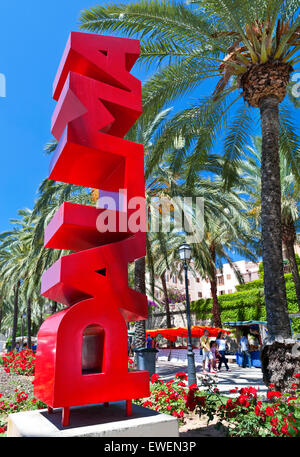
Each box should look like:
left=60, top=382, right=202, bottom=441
left=216, top=332, right=230, bottom=371
left=240, top=332, right=252, bottom=368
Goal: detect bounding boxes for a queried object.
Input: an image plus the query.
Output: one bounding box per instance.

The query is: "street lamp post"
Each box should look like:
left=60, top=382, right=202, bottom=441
left=179, top=243, right=197, bottom=386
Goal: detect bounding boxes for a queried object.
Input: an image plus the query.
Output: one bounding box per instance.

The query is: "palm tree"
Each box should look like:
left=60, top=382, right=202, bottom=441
left=0, top=208, right=62, bottom=348
left=147, top=229, right=186, bottom=328
left=0, top=210, right=33, bottom=349
left=132, top=111, right=238, bottom=346
left=80, top=0, right=300, bottom=388
left=188, top=175, right=260, bottom=327
left=240, top=136, right=300, bottom=309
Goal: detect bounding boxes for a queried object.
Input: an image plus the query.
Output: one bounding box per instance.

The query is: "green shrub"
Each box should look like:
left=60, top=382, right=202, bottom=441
left=191, top=267, right=300, bottom=333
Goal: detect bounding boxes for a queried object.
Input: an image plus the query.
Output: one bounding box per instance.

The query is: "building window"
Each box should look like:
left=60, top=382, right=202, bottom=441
left=172, top=275, right=177, bottom=284
left=196, top=278, right=200, bottom=283
left=217, top=276, right=224, bottom=286
left=228, top=289, right=232, bottom=294
left=220, top=290, right=225, bottom=295
left=226, top=274, right=231, bottom=280
left=198, top=292, right=202, bottom=298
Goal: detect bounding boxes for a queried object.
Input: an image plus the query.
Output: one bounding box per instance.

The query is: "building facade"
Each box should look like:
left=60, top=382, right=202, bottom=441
left=153, top=259, right=260, bottom=303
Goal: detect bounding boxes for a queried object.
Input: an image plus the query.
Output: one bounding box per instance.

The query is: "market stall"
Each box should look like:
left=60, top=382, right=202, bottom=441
left=146, top=326, right=231, bottom=363
left=224, top=320, right=268, bottom=368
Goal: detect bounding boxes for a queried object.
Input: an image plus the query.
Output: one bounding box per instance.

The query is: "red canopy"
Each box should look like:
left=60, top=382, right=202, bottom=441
left=146, top=326, right=231, bottom=342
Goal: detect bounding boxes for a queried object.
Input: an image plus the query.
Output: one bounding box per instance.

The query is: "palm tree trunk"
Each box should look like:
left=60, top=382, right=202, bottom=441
left=209, top=244, right=222, bottom=328
left=134, top=257, right=146, bottom=349
left=11, top=280, right=20, bottom=350
left=282, top=222, right=300, bottom=311
left=51, top=301, right=58, bottom=314
left=161, top=271, right=172, bottom=328
left=210, top=275, right=222, bottom=328
left=27, top=299, right=32, bottom=349
left=39, top=307, right=44, bottom=328
left=0, top=299, right=2, bottom=333
left=259, top=95, right=299, bottom=391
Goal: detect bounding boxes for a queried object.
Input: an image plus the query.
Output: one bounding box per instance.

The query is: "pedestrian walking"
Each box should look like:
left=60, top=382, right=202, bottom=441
left=200, top=329, right=214, bottom=373
left=208, top=340, right=218, bottom=373
left=240, top=332, right=252, bottom=368
left=216, top=331, right=230, bottom=371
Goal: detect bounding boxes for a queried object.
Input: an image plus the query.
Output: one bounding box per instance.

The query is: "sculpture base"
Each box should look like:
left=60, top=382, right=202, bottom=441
left=7, top=401, right=179, bottom=437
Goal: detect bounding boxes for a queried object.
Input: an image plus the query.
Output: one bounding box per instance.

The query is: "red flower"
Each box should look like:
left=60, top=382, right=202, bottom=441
left=150, top=374, right=160, bottom=384
left=280, top=424, right=289, bottom=435
left=267, top=390, right=282, bottom=399
left=142, top=400, right=153, bottom=408
left=185, top=391, right=197, bottom=411
left=254, top=406, right=261, bottom=416
left=229, top=387, right=238, bottom=393
left=265, top=406, right=274, bottom=417
left=237, top=395, right=250, bottom=408
left=270, top=417, right=278, bottom=427
left=0, top=426, right=5, bottom=434
left=189, top=383, right=198, bottom=392
left=292, top=373, right=300, bottom=378
left=175, top=372, right=188, bottom=381
left=197, top=396, right=206, bottom=407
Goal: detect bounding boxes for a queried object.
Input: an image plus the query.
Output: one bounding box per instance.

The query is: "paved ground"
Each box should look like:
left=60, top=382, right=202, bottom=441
left=156, top=361, right=267, bottom=396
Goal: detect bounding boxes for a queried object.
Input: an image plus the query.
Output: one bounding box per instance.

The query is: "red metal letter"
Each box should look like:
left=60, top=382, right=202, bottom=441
left=33, top=32, right=149, bottom=425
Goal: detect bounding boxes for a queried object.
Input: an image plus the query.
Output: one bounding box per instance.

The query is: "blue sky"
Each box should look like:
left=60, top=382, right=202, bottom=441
left=0, top=0, right=152, bottom=234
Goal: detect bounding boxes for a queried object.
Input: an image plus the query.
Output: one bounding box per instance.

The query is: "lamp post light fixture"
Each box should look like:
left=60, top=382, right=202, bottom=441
left=179, top=243, right=197, bottom=386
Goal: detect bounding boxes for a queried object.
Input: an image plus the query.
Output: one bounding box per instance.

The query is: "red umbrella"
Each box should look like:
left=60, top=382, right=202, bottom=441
left=146, top=326, right=231, bottom=342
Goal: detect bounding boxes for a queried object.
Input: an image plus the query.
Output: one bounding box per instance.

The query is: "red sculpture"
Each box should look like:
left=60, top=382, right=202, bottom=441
left=33, top=32, right=149, bottom=426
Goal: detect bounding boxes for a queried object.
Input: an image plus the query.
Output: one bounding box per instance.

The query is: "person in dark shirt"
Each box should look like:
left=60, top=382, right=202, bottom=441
left=146, top=335, right=153, bottom=349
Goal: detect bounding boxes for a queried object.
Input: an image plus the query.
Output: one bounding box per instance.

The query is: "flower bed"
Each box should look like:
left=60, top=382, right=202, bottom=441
left=0, top=350, right=299, bottom=437
left=135, top=372, right=189, bottom=420
left=0, top=386, right=46, bottom=436
left=135, top=372, right=300, bottom=437
left=191, top=377, right=300, bottom=437
left=0, top=350, right=36, bottom=376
